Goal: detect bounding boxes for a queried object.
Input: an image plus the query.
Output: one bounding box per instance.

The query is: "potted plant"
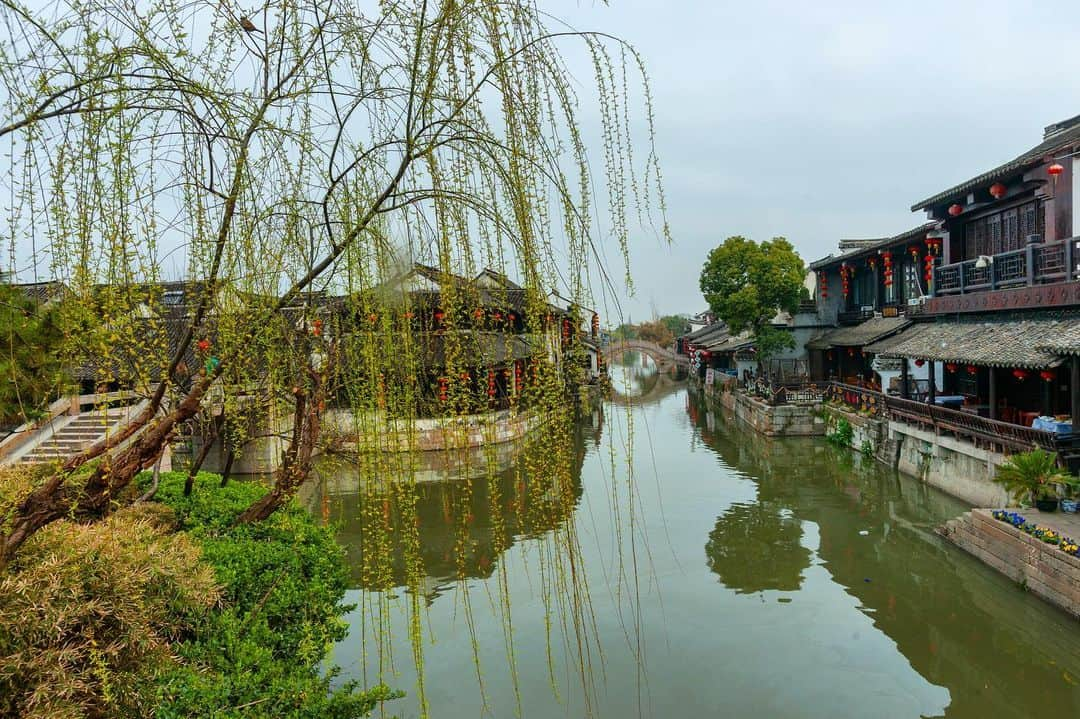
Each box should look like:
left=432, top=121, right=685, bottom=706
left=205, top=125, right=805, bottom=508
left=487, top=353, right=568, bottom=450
left=1060, top=475, right=1080, bottom=513
left=992, top=448, right=1070, bottom=512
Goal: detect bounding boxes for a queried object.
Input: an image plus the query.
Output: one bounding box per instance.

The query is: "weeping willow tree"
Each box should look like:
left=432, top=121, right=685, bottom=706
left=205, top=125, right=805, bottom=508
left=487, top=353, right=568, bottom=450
left=2, top=0, right=667, bottom=712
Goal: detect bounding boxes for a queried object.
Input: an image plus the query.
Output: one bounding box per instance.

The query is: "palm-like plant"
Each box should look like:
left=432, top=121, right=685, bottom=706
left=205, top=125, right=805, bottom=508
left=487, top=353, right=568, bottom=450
left=993, top=448, right=1072, bottom=504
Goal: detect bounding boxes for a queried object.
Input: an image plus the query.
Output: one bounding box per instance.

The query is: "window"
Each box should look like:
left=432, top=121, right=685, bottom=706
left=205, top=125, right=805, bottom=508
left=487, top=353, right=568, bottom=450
left=903, top=261, right=920, bottom=301
left=962, top=200, right=1043, bottom=260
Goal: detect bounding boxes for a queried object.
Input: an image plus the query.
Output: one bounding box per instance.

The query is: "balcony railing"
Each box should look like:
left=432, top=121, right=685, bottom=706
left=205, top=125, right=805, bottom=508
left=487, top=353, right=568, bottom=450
left=933, top=238, right=1080, bottom=296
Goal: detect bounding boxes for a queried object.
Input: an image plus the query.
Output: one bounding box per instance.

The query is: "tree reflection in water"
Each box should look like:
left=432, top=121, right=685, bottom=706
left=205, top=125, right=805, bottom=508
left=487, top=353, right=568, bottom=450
left=705, top=500, right=811, bottom=594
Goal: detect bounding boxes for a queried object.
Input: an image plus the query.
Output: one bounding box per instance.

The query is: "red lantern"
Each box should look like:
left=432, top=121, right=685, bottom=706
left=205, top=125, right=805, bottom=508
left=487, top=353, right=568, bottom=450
left=196, top=338, right=210, bottom=353
left=847, top=347, right=855, bottom=357
left=914, top=359, right=925, bottom=367
left=966, top=365, right=977, bottom=375
left=989, top=182, right=1006, bottom=199
left=437, top=377, right=449, bottom=402
left=1040, top=370, right=1055, bottom=382
left=312, top=318, right=323, bottom=337
left=1049, top=163, right=1065, bottom=176
left=1012, top=368, right=1029, bottom=381
left=827, top=351, right=834, bottom=360
left=948, top=204, right=963, bottom=217
left=945, top=362, right=958, bottom=373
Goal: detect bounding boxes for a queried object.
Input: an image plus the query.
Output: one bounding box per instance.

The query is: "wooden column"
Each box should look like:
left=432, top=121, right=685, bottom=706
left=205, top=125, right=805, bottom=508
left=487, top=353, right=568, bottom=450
left=927, top=361, right=937, bottom=404
left=1072, top=357, right=1080, bottom=430
left=900, top=358, right=910, bottom=399
left=988, top=366, right=997, bottom=420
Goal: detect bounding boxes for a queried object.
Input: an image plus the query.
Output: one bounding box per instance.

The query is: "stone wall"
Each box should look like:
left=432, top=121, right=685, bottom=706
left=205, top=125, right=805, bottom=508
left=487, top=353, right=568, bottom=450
left=323, top=407, right=541, bottom=453
left=888, top=421, right=1009, bottom=507
left=942, top=509, right=1080, bottom=619
left=712, top=387, right=825, bottom=437
left=820, top=405, right=886, bottom=455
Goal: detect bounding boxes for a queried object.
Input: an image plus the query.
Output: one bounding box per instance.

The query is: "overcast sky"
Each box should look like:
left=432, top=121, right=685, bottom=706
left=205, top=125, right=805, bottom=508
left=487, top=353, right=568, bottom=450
left=550, top=0, right=1080, bottom=319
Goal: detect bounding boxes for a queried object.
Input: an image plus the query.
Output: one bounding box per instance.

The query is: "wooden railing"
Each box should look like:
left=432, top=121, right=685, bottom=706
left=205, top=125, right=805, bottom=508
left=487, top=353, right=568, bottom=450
left=826, top=382, right=885, bottom=417
left=933, top=237, right=1080, bottom=296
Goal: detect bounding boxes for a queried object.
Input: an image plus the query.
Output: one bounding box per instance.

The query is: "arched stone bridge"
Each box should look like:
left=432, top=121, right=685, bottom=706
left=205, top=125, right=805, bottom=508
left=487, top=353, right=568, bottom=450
left=603, top=339, right=688, bottom=372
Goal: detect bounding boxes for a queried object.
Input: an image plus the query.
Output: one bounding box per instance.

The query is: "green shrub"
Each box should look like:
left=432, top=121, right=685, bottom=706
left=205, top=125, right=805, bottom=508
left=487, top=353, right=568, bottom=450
left=827, top=418, right=854, bottom=448
left=993, top=448, right=1072, bottom=504
left=0, top=500, right=219, bottom=718
left=144, top=471, right=399, bottom=718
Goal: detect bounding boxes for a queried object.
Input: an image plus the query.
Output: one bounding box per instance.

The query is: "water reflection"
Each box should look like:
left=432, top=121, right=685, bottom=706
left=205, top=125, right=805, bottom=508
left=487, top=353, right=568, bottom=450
left=690, top=390, right=1080, bottom=717
left=307, top=414, right=590, bottom=602
left=706, top=501, right=811, bottom=594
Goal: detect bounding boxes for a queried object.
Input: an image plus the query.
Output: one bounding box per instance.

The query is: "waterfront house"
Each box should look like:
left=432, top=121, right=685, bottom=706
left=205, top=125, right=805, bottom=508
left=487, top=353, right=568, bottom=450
left=863, top=114, right=1080, bottom=431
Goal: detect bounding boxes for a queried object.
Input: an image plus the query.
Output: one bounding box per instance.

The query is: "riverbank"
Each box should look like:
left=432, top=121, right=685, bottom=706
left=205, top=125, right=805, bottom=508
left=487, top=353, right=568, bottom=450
left=694, top=378, right=1080, bottom=619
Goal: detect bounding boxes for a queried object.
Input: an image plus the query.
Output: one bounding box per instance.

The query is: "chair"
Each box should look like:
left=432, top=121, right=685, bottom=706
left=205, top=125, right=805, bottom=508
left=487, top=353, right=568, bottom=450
left=1019, top=410, right=1040, bottom=427
left=998, top=406, right=1017, bottom=424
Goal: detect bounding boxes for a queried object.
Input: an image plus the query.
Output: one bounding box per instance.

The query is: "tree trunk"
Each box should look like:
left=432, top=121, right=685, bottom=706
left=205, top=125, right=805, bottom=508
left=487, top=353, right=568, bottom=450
left=0, top=373, right=214, bottom=563
left=219, top=448, right=236, bottom=487
left=237, top=378, right=323, bottom=524
left=184, top=413, right=223, bottom=496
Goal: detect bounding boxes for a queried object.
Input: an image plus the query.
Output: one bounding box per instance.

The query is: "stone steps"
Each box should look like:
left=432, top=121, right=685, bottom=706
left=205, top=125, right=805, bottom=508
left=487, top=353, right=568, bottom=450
left=20, top=408, right=135, bottom=464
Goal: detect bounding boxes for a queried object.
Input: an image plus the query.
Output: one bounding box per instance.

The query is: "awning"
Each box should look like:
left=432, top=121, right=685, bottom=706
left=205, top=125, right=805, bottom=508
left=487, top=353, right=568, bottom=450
left=805, top=316, right=910, bottom=350
left=865, top=318, right=1078, bottom=369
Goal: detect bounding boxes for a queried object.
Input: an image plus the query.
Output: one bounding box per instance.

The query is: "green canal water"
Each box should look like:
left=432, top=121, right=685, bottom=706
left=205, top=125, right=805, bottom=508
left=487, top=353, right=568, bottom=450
left=314, top=356, right=1080, bottom=718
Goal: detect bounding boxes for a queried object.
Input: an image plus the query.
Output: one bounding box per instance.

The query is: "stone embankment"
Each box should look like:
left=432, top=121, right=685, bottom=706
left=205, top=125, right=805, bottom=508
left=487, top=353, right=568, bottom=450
left=941, top=508, right=1080, bottom=619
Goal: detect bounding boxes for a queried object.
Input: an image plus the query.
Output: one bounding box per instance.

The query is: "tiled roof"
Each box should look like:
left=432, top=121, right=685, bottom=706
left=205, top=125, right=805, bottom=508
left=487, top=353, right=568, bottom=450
left=805, top=316, right=910, bottom=350
left=683, top=322, right=729, bottom=344
left=704, top=330, right=754, bottom=354
left=865, top=318, right=1080, bottom=369
left=808, top=223, right=937, bottom=271
left=911, top=115, right=1080, bottom=210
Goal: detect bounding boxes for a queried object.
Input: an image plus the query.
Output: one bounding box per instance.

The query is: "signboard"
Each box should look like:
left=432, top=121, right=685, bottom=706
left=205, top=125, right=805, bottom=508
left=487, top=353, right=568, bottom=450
left=881, top=306, right=899, bottom=318
left=705, top=368, right=715, bottom=386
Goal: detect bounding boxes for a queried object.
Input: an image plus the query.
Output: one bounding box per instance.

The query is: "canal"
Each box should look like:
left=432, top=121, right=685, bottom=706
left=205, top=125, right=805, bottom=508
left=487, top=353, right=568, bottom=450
left=313, top=354, right=1080, bottom=718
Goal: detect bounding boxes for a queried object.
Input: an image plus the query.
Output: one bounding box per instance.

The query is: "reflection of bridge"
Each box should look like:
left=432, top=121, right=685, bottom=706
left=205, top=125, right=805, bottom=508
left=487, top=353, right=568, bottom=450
left=603, top=340, right=688, bottom=371
left=608, top=371, right=685, bottom=406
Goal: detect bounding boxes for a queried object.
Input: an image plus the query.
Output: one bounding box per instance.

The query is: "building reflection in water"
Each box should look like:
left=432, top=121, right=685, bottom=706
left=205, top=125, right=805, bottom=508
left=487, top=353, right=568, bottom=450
left=305, top=407, right=594, bottom=603
left=689, top=389, right=1080, bottom=717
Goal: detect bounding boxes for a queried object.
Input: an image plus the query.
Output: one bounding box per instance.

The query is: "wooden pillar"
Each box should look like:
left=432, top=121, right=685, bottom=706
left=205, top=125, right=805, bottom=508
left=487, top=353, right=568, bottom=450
left=900, top=358, right=910, bottom=399
left=988, top=366, right=998, bottom=420
left=1072, top=357, right=1080, bottom=430
left=1043, top=373, right=1053, bottom=417
left=927, top=361, right=937, bottom=404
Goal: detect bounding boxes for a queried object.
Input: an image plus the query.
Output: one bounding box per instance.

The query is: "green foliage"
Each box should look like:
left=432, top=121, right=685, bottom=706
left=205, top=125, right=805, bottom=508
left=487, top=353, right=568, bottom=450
left=0, top=284, right=66, bottom=427
left=860, top=439, right=874, bottom=459
left=699, top=236, right=805, bottom=359
left=143, top=472, right=401, bottom=718
left=0, top=494, right=219, bottom=718
left=827, top=418, right=854, bottom=448
left=993, top=449, right=1072, bottom=503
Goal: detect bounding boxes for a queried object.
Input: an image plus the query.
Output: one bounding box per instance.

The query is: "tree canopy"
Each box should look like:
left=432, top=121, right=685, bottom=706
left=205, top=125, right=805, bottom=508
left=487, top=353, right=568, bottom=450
left=0, top=284, right=65, bottom=427
left=699, top=236, right=804, bottom=358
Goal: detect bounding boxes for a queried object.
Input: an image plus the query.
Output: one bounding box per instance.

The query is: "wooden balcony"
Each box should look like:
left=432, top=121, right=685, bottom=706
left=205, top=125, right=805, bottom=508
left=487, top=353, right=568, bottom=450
left=925, top=237, right=1080, bottom=315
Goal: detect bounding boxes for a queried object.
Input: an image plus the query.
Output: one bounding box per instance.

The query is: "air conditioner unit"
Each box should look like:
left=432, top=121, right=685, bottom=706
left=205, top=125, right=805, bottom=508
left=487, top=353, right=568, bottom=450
left=907, top=298, right=922, bottom=306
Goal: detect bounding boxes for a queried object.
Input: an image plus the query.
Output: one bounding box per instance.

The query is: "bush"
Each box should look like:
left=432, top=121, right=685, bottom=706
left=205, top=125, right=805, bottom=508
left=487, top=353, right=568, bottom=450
left=0, top=468, right=398, bottom=718
left=827, top=418, right=854, bottom=448
left=145, top=471, right=399, bottom=718
left=0, top=499, right=218, bottom=718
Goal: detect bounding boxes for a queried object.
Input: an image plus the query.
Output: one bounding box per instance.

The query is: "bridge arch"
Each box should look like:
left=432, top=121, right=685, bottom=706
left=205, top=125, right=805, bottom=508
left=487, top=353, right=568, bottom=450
left=602, top=339, right=688, bottom=372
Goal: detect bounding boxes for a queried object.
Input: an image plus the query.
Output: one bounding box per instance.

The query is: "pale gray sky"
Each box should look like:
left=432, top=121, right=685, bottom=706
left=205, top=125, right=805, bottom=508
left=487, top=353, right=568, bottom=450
left=552, top=0, right=1080, bottom=319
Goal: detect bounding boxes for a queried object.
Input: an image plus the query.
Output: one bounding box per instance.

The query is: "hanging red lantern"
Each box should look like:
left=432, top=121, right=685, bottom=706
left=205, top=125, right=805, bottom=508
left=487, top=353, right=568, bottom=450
left=914, top=359, right=925, bottom=367
left=1040, top=370, right=1055, bottom=382
left=945, top=362, right=958, bottom=373
left=989, top=182, right=1006, bottom=199
left=847, top=347, right=855, bottom=357
left=312, top=318, right=323, bottom=336
left=474, top=308, right=484, bottom=319
left=487, top=369, right=497, bottom=397
left=1049, top=163, right=1065, bottom=177
left=826, top=351, right=834, bottom=360
left=948, top=204, right=963, bottom=216
left=966, top=364, right=977, bottom=375
left=867, top=257, right=877, bottom=269
left=437, top=377, right=449, bottom=402
left=1012, top=368, right=1029, bottom=381
left=196, top=338, right=210, bottom=353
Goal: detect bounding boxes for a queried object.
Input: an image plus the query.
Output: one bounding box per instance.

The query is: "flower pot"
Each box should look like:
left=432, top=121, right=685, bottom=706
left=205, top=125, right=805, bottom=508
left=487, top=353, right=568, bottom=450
left=1061, top=498, right=1079, bottom=513
left=1035, top=498, right=1059, bottom=512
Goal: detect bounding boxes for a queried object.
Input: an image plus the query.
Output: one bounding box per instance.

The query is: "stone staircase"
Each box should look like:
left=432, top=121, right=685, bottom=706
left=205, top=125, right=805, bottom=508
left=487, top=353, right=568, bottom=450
left=16, top=405, right=138, bottom=465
